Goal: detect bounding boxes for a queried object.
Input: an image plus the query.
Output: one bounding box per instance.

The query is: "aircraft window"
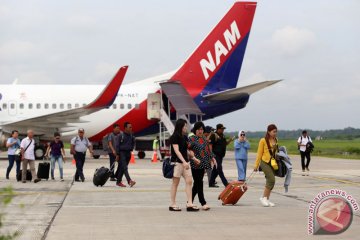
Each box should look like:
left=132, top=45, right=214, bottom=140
left=112, top=104, right=117, bottom=109
left=28, top=103, right=33, bottom=109
left=60, top=103, right=64, bottom=109
left=36, top=103, right=41, bottom=109
left=19, top=103, right=24, bottom=109
left=45, top=103, right=49, bottom=109
left=135, top=104, right=140, bottom=109
left=52, top=103, right=56, bottom=109
left=67, top=103, right=72, bottom=109
left=2, top=103, right=7, bottom=109
left=75, top=103, right=79, bottom=108
left=10, top=103, right=15, bottom=109
left=120, top=104, right=124, bottom=109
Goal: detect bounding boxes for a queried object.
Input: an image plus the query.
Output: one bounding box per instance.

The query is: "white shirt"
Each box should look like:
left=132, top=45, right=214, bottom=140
left=71, top=136, right=91, bottom=153
left=20, top=137, right=35, bottom=160
left=298, top=136, right=312, bottom=152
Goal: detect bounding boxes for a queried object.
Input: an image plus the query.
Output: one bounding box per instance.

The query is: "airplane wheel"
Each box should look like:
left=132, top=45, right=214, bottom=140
left=138, top=151, right=145, bottom=159
left=35, top=145, right=46, bottom=160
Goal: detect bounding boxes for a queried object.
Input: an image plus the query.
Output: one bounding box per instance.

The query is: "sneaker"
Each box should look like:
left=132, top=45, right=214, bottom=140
left=74, top=179, right=81, bottom=182
left=267, top=199, right=276, bottom=207
left=60, top=178, right=64, bottom=182
left=209, top=184, right=219, bottom=188
left=110, top=178, right=117, bottom=181
left=260, top=197, right=269, bottom=207
left=22, top=180, right=26, bottom=183
left=129, top=180, right=136, bottom=187
left=51, top=178, right=55, bottom=181
left=302, top=170, right=306, bottom=176
left=116, top=182, right=126, bottom=187
left=6, top=176, right=9, bottom=180
left=80, top=176, right=85, bottom=182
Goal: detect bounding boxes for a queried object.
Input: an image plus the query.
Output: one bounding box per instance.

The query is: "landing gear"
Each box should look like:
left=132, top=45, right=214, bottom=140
left=35, top=144, right=46, bottom=160
left=138, top=151, right=145, bottom=159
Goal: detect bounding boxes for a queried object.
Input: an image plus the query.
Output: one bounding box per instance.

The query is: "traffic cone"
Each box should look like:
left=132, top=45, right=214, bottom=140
left=152, top=151, right=158, bottom=163
left=72, top=159, right=76, bottom=165
left=130, top=152, right=136, bottom=164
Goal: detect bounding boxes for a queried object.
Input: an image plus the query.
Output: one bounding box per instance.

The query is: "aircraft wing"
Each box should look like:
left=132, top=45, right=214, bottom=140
left=202, top=80, right=282, bottom=101
left=2, top=66, right=128, bottom=135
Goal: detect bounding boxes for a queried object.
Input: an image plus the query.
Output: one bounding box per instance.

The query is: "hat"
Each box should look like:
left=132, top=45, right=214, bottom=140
left=78, top=128, right=85, bottom=132
left=238, top=130, right=245, bottom=137
left=204, top=126, right=215, bottom=133
left=216, top=124, right=226, bottom=130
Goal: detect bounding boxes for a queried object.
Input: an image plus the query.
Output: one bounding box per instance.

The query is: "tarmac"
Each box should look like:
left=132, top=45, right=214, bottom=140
left=0, top=151, right=359, bottom=240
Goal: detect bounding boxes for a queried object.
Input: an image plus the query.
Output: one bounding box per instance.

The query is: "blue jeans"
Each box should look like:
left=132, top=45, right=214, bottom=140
left=51, top=155, right=64, bottom=179
left=6, top=155, right=21, bottom=178
left=235, top=158, right=248, bottom=181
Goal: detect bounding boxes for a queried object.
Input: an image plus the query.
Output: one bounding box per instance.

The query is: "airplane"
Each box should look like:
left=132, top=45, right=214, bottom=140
left=0, top=1, right=281, bottom=159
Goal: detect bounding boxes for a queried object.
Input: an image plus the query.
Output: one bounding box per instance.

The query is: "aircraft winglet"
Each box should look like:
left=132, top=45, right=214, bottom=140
left=86, top=66, right=128, bottom=109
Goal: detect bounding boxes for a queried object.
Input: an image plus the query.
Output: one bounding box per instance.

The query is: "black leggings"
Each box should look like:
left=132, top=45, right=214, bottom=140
left=300, top=151, right=311, bottom=170
left=192, top=168, right=206, bottom=206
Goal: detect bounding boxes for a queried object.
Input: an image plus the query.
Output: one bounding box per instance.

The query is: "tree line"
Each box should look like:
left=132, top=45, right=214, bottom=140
left=228, top=127, right=360, bottom=140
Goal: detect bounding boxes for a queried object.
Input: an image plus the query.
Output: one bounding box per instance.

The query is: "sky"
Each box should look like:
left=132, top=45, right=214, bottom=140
left=0, top=0, right=359, bottom=131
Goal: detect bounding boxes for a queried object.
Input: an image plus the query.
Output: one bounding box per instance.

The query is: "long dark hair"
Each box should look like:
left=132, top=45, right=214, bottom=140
left=172, top=119, right=187, bottom=138
left=265, top=124, right=278, bottom=153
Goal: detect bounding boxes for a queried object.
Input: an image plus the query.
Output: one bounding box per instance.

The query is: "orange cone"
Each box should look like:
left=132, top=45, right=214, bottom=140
left=130, top=152, right=136, bottom=164
left=72, top=159, right=76, bottom=165
left=152, top=151, right=158, bottom=163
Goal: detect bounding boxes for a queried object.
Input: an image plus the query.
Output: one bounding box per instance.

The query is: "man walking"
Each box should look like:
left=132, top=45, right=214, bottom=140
left=153, top=136, right=162, bottom=161
left=20, top=129, right=41, bottom=183
left=70, top=128, right=93, bottom=182
left=108, top=124, right=120, bottom=181
left=297, top=130, right=313, bottom=176
left=209, top=124, right=234, bottom=188
left=116, top=122, right=136, bottom=187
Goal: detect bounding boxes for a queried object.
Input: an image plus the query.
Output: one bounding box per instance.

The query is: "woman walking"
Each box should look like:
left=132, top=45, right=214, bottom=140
left=188, top=122, right=217, bottom=211
left=169, top=119, right=199, bottom=212
left=6, top=130, right=21, bottom=179
left=254, top=124, right=278, bottom=207
left=234, top=130, right=250, bottom=182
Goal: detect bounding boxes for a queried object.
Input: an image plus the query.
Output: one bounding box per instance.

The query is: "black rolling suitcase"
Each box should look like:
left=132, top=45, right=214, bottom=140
left=37, top=160, right=50, bottom=180
left=93, top=162, right=115, bottom=187
left=93, top=167, right=111, bottom=187
left=17, top=170, right=32, bottom=181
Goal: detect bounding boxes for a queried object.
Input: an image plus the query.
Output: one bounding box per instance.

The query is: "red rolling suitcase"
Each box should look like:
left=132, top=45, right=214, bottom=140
left=218, top=181, right=247, bottom=205
left=218, top=171, right=255, bottom=205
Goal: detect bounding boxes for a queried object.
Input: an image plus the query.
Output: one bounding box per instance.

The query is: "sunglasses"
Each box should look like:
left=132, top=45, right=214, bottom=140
left=240, top=134, right=245, bottom=136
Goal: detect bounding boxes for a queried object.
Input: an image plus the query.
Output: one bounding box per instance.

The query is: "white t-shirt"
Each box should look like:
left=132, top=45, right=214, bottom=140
left=20, top=137, right=35, bottom=160
left=297, top=136, right=312, bottom=152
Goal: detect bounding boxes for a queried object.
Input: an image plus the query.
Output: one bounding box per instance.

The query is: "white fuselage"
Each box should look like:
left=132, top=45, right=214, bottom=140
left=0, top=72, right=172, bottom=142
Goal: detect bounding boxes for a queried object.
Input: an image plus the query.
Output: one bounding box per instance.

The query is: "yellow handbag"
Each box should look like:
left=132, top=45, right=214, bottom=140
left=271, top=157, right=278, bottom=170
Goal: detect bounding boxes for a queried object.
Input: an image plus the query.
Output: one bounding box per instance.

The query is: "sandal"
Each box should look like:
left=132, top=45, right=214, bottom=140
left=169, top=206, right=181, bottom=211
left=186, top=206, right=200, bottom=212
left=202, top=205, right=211, bottom=211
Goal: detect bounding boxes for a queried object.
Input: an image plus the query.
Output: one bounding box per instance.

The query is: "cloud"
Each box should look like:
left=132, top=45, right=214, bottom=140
left=94, top=62, right=118, bottom=81
left=0, top=40, right=36, bottom=61
left=66, top=15, right=97, bottom=29
left=271, top=26, right=316, bottom=56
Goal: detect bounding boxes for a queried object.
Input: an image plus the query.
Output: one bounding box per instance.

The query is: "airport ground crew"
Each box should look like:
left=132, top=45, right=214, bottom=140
left=70, top=128, right=93, bottom=182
